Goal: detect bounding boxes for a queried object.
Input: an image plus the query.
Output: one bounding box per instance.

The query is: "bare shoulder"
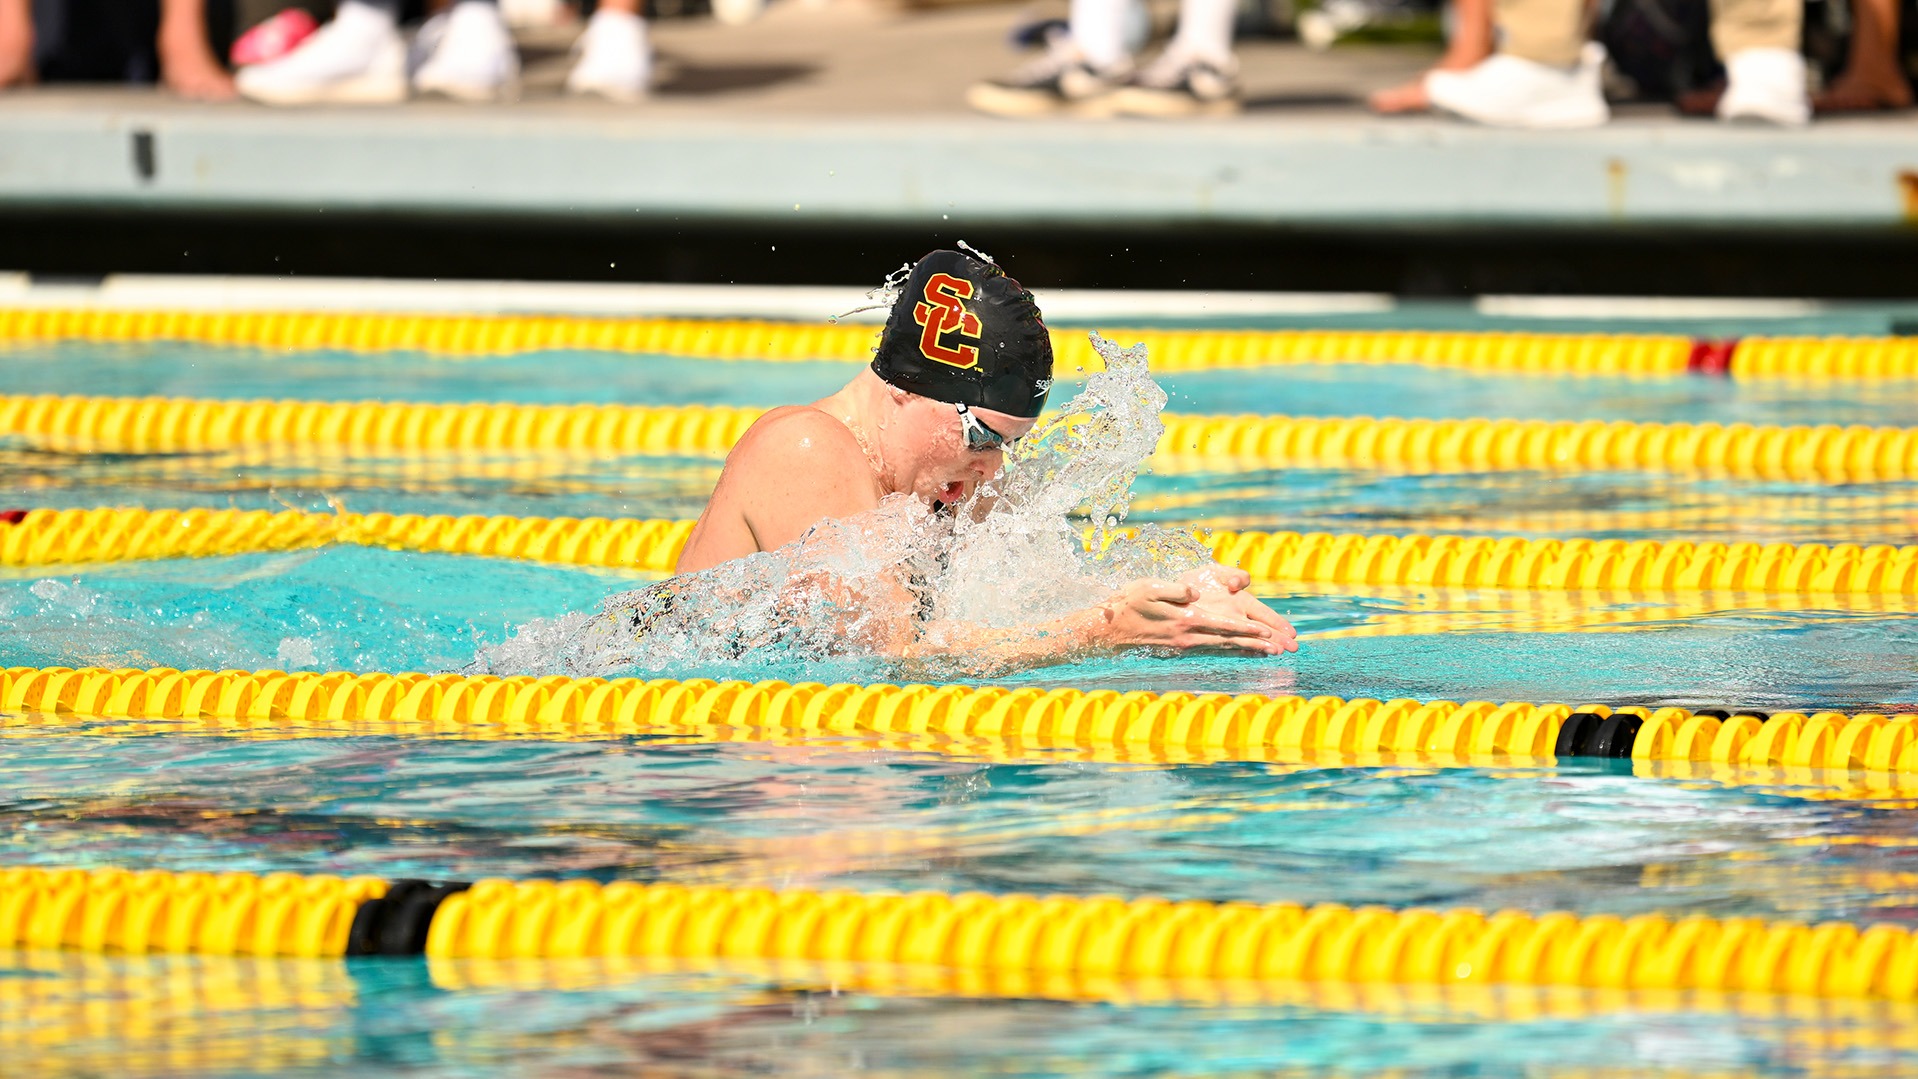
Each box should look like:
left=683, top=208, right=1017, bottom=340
left=679, top=406, right=877, bottom=571
left=729, top=405, right=869, bottom=467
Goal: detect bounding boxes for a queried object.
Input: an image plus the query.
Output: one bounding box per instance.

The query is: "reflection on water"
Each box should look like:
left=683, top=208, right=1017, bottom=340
left=0, top=343, right=858, bottom=406
left=0, top=446, right=723, bottom=522
left=1131, top=469, right=1918, bottom=546
left=5, top=736, right=1916, bottom=924
left=13, top=948, right=1918, bottom=1078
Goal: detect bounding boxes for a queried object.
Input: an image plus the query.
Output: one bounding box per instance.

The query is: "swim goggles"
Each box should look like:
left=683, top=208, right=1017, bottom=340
left=955, top=402, right=1016, bottom=452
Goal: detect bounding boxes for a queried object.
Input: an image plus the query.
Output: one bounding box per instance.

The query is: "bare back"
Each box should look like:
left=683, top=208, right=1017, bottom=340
left=674, top=405, right=883, bottom=573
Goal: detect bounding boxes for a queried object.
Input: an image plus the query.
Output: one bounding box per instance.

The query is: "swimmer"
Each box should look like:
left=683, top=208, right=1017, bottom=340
left=674, top=249, right=1298, bottom=664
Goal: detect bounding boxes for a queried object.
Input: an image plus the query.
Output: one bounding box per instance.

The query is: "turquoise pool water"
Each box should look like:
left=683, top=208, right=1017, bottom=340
left=4, top=338, right=1918, bottom=1077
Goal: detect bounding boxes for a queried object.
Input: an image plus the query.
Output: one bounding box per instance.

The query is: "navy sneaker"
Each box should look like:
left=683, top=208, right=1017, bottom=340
left=966, top=40, right=1129, bottom=117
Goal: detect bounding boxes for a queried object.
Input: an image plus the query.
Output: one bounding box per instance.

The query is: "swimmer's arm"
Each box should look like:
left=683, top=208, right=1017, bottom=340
left=897, top=608, right=1111, bottom=675
left=894, top=571, right=1297, bottom=676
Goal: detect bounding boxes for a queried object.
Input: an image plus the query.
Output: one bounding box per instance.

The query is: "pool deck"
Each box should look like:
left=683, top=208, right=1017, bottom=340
left=2, top=2, right=1916, bottom=232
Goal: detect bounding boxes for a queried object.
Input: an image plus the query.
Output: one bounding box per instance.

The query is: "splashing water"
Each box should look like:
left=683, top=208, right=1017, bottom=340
left=473, top=334, right=1214, bottom=679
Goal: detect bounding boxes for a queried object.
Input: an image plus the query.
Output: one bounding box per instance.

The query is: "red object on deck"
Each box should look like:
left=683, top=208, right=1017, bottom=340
left=0, top=510, right=27, bottom=524
left=1687, top=339, right=1738, bottom=375
left=231, top=8, right=320, bottom=66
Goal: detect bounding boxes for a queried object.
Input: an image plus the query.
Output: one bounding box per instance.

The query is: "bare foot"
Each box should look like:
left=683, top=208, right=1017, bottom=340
left=0, top=0, right=35, bottom=89
left=1370, top=35, right=1490, bottom=115
left=1369, top=77, right=1430, bottom=113
left=1815, top=68, right=1914, bottom=112
left=1676, top=82, right=1723, bottom=117
left=159, top=30, right=237, bottom=100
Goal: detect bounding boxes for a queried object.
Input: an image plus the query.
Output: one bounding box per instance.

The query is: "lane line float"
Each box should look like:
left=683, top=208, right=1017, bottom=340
left=8, top=507, right=1918, bottom=597
left=10, top=394, right=1918, bottom=482
left=4, top=867, right=1917, bottom=1001
left=5, top=308, right=1917, bottom=378
left=5, top=667, right=1917, bottom=777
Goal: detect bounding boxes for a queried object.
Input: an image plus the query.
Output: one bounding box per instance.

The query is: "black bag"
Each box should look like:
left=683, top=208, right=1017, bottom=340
left=1599, top=0, right=1918, bottom=101
left=1596, top=0, right=1723, bottom=99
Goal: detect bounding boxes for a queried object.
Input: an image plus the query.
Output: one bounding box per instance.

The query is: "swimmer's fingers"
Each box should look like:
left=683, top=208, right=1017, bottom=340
left=1241, top=600, right=1300, bottom=651
left=1138, top=580, right=1200, bottom=606
left=1215, top=566, right=1252, bottom=592
left=1179, top=611, right=1279, bottom=647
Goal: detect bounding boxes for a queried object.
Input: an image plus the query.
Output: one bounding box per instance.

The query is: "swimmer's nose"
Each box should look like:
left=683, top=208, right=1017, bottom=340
left=969, top=451, right=1001, bottom=475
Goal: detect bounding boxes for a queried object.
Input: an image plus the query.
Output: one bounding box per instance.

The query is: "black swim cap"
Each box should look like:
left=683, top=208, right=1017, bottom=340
left=871, top=250, right=1053, bottom=419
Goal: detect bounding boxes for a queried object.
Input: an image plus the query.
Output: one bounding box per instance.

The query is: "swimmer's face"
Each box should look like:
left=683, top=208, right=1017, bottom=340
left=892, top=393, right=1037, bottom=506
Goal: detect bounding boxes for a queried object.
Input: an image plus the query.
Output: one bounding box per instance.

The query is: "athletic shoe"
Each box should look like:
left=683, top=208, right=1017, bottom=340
left=1110, top=50, right=1241, bottom=116
left=1718, top=47, right=1810, bottom=125
left=1425, top=42, right=1609, bottom=128
left=414, top=0, right=520, bottom=102
left=564, top=8, right=651, bottom=102
left=235, top=0, right=407, bottom=105
left=965, top=39, right=1129, bottom=117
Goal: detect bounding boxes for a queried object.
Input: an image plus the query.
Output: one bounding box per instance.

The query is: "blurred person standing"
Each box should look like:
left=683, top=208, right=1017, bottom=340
left=0, top=0, right=237, bottom=97
left=234, top=0, right=649, bottom=104
left=966, top=0, right=1245, bottom=116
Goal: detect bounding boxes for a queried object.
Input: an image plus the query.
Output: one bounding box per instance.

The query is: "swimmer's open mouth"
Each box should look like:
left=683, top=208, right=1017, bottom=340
left=940, top=481, right=966, bottom=502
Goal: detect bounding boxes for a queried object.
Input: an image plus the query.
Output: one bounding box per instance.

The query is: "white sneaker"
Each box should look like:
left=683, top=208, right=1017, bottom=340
left=565, top=9, right=651, bottom=102
left=1425, top=42, right=1610, bottom=128
left=235, top=0, right=407, bottom=105
left=414, top=0, right=520, bottom=102
left=1718, top=47, right=1810, bottom=126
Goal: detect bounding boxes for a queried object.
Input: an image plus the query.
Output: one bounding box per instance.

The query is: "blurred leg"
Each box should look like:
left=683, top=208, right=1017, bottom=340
left=1371, top=0, right=1493, bottom=113
left=1168, top=0, right=1237, bottom=64
left=1497, top=0, right=1587, bottom=66
left=1708, top=0, right=1797, bottom=56
left=1711, top=0, right=1808, bottom=121
left=1070, top=0, right=1130, bottom=68
left=1815, top=0, right=1910, bottom=110
left=1106, top=0, right=1241, bottom=114
left=158, top=0, right=238, bottom=98
left=566, top=0, right=651, bottom=101
left=0, top=0, right=35, bottom=87
left=414, top=0, right=518, bottom=100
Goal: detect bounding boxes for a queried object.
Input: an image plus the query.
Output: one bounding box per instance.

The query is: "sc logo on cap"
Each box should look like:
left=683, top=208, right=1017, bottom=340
left=912, top=273, right=983, bottom=369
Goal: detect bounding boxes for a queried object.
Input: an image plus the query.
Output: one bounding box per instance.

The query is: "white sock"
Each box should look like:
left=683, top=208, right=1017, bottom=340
left=1068, top=0, right=1130, bottom=69
left=1168, top=0, right=1237, bottom=66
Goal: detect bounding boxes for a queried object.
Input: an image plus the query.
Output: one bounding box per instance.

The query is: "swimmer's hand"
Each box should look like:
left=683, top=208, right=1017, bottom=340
left=1098, top=567, right=1299, bottom=656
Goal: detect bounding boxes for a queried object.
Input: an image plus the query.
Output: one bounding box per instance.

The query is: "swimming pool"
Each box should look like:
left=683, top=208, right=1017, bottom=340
left=5, top=309, right=1918, bottom=1077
